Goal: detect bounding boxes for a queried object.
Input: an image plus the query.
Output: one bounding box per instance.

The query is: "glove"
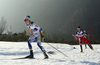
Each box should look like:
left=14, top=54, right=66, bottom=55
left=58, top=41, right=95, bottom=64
left=75, top=37, right=78, bottom=41
left=41, top=36, right=45, bottom=42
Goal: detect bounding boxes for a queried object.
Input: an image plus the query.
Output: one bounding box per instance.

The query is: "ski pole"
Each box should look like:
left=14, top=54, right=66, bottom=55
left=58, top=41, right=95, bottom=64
left=47, top=43, right=68, bottom=57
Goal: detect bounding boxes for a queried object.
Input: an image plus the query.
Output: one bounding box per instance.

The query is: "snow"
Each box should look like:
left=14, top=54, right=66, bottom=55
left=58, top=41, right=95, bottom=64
left=0, top=41, right=100, bottom=65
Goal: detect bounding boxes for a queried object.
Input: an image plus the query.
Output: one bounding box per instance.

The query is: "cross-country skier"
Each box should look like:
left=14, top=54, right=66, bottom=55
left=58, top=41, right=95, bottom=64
left=24, top=16, right=48, bottom=59
left=75, top=26, right=96, bottom=52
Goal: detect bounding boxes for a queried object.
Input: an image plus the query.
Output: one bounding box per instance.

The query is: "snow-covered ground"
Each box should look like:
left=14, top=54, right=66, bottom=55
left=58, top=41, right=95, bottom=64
left=0, top=41, right=100, bottom=65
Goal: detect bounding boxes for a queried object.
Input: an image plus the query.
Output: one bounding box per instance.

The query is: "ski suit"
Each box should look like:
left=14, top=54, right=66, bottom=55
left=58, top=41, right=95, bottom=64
left=26, top=21, right=45, bottom=53
left=75, top=29, right=91, bottom=45
left=75, top=29, right=93, bottom=52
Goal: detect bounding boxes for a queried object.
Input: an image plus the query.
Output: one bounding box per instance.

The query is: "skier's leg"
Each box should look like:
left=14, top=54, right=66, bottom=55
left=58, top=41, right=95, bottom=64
left=83, top=38, right=98, bottom=52
left=80, top=44, right=83, bottom=52
left=78, top=38, right=83, bottom=52
left=84, top=38, right=94, bottom=50
left=25, top=35, right=36, bottom=58
left=83, top=38, right=87, bottom=49
left=88, top=43, right=94, bottom=50
left=37, top=35, right=48, bottom=59
left=28, top=40, right=32, bottom=50
left=85, top=44, right=87, bottom=49
left=37, top=41, right=45, bottom=52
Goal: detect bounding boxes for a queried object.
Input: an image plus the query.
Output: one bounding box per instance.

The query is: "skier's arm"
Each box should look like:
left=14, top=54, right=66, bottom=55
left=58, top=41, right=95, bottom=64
left=39, top=28, right=45, bottom=41
left=28, top=29, right=33, bottom=40
left=75, top=36, right=78, bottom=40
left=29, top=29, right=33, bottom=35
left=75, top=32, right=78, bottom=40
left=41, top=31, right=44, bottom=36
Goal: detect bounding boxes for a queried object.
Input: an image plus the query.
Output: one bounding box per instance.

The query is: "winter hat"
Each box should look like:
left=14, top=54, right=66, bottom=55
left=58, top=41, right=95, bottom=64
left=77, top=26, right=81, bottom=28
left=24, top=16, right=31, bottom=20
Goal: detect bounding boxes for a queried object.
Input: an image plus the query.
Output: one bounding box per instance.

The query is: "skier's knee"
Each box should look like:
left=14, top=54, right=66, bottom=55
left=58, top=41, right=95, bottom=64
left=37, top=43, right=42, bottom=47
left=28, top=39, right=31, bottom=43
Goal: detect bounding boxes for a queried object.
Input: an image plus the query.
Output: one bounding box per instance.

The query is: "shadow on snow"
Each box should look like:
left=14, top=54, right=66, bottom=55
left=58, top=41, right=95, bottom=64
left=80, top=61, right=100, bottom=65
left=0, top=51, right=42, bottom=56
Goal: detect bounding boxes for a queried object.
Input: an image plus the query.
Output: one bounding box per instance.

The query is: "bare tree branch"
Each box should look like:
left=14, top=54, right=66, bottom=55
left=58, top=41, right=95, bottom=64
left=0, top=17, right=7, bottom=34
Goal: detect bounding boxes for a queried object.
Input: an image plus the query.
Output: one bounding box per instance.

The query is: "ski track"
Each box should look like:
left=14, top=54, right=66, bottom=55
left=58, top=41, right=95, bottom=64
left=0, top=41, right=100, bottom=65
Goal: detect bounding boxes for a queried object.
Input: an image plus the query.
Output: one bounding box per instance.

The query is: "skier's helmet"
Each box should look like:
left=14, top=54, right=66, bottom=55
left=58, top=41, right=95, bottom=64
left=24, top=16, right=30, bottom=22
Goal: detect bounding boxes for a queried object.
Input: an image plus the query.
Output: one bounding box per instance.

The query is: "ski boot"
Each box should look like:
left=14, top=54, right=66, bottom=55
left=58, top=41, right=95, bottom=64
left=25, top=50, right=34, bottom=58
left=80, top=50, right=83, bottom=53
left=43, top=52, right=49, bottom=59
left=89, top=45, right=94, bottom=50
left=88, top=44, right=94, bottom=50
left=88, top=45, right=98, bottom=53
left=25, top=54, right=33, bottom=58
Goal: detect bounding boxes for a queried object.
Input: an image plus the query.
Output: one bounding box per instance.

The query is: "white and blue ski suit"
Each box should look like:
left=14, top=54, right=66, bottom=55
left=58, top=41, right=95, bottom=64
left=26, top=21, right=45, bottom=53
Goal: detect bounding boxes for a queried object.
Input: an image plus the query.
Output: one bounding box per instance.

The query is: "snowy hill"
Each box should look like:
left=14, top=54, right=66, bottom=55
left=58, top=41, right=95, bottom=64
left=0, top=41, right=100, bottom=65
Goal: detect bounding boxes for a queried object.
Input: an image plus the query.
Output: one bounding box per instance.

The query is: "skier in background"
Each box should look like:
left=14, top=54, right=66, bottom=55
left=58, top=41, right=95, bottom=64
left=24, top=16, right=48, bottom=59
left=74, top=26, right=98, bottom=53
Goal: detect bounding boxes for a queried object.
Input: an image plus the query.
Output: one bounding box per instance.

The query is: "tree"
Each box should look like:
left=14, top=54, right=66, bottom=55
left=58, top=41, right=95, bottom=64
left=0, top=17, right=7, bottom=35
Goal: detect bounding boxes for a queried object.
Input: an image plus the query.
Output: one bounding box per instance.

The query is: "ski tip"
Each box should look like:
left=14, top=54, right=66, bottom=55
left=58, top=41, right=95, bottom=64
left=11, top=58, right=17, bottom=60
left=11, top=58, right=25, bottom=60
left=93, top=50, right=98, bottom=53
left=11, top=57, right=35, bottom=60
left=94, top=51, right=98, bottom=53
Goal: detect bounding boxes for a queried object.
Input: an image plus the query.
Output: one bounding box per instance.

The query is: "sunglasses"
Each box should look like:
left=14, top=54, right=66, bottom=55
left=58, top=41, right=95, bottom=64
left=24, top=18, right=30, bottom=22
